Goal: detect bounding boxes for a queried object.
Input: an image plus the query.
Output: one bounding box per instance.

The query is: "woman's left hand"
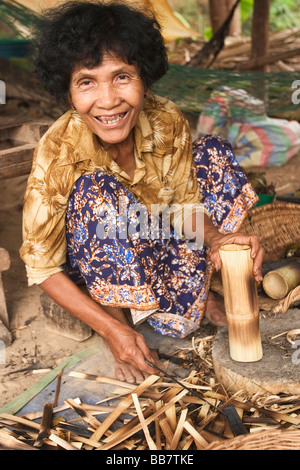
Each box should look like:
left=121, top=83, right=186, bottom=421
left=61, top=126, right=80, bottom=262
left=209, top=231, right=264, bottom=282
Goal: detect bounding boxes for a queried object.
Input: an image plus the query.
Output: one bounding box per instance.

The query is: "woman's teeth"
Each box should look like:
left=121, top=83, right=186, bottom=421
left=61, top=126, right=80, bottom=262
left=97, top=113, right=126, bottom=124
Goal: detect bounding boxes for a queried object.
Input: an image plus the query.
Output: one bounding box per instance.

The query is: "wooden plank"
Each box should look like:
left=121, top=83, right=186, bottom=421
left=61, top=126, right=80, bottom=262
left=0, top=121, right=50, bottom=180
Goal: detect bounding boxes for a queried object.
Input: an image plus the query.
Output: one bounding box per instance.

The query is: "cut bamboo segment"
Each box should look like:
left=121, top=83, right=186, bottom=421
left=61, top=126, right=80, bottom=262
left=263, top=260, right=300, bottom=299
left=219, top=244, right=263, bottom=362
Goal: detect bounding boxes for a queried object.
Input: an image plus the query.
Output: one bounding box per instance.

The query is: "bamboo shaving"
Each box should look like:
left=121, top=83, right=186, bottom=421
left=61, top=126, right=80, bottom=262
left=2, top=333, right=300, bottom=450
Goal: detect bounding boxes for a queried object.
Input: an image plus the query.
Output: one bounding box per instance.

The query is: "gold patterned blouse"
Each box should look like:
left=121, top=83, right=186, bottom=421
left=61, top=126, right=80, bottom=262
left=20, top=94, right=206, bottom=286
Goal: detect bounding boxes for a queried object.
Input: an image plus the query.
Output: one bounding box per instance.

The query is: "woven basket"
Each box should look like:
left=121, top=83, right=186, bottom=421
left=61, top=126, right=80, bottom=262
left=241, top=202, right=300, bottom=313
left=206, top=428, right=300, bottom=450
left=241, top=202, right=300, bottom=262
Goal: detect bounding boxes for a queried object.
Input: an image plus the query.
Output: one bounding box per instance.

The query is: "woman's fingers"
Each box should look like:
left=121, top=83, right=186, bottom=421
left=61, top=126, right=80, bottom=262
left=210, top=232, right=264, bottom=281
left=108, top=326, right=156, bottom=375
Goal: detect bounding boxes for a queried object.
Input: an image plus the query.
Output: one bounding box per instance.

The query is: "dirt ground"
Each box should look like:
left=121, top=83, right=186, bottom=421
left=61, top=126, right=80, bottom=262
left=0, top=111, right=300, bottom=412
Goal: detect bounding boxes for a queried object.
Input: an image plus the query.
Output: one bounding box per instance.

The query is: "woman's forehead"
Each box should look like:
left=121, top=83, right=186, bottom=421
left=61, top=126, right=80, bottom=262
left=72, top=53, right=138, bottom=77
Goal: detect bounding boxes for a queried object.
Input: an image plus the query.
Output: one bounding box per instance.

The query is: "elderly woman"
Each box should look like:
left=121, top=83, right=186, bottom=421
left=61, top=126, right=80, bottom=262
left=20, top=1, right=263, bottom=383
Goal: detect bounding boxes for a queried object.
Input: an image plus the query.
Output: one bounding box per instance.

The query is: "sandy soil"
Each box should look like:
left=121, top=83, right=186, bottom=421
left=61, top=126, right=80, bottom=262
left=0, top=113, right=299, bottom=412
left=0, top=174, right=103, bottom=410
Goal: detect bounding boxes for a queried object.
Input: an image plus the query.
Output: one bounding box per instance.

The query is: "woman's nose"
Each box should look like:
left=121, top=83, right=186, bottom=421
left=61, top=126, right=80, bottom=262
left=95, top=83, right=122, bottom=109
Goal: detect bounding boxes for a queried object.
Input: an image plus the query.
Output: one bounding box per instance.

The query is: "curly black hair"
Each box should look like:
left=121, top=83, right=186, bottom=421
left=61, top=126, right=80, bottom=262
left=32, top=1, right=168, bottom=101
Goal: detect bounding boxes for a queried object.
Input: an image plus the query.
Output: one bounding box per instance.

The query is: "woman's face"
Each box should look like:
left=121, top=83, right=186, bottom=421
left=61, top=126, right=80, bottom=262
left=70, top=53, right=146, bottom=149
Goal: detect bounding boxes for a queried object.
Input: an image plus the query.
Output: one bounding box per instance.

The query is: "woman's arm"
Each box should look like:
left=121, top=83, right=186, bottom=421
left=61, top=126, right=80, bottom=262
left=40, top=272, right=157, bottom=374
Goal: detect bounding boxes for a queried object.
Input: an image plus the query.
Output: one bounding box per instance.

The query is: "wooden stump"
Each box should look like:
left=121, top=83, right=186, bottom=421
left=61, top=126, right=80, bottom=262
left=40, top=293, right=92, bottom=342
left=213, top=309, right=300, bottom=396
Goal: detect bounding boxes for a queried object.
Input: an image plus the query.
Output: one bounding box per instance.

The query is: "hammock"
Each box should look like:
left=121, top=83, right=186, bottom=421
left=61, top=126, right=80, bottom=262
left=153, top=64, right=300, bottom=118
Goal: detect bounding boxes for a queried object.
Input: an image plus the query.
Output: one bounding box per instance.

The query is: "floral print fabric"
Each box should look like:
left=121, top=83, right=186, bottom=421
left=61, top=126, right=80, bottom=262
left=65, top=135, right=258, bottom=338
left=20, top=94, right=206, bottom=286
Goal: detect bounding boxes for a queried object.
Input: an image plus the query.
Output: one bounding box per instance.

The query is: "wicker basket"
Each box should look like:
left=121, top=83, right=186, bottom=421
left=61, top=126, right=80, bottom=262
left=241, top=202, right=300, bottom=261
left=241, top=202, right=300, bottom=313
left=206, top=428, right=300, bottom=450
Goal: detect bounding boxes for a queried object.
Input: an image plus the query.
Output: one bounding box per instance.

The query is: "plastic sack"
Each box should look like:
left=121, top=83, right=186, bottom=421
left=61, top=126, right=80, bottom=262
left=197, top=86, right=300, bottom=168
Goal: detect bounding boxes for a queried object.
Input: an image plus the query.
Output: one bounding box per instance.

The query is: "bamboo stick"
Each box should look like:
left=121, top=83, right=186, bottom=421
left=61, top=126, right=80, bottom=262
left=132, top=393, right=157, bottom=450
left=219, top=244, right=263, bottom=362
left=0, top=413, right=41, bottom=431
left=159, top=417, right=174, bottom=448
left=49, top=433, right=79, bottom=450
left=154, top=400, right=162, bottom=450
left=165, top=404, right=177, bottom=432
left=169, top=408, right=188, bottom=450
left=91, top=374, right=160, bottom=442
left=96, top=389, right=188, bottom=450
left=33, top=402, right=53, bottom=448
left=263, top=260, right=300, bottom=300
left=183, top=421, right=209, bottom=449
left=0, top=429, right=38, bottom=451
left=65, top=399, right=102, bottom=430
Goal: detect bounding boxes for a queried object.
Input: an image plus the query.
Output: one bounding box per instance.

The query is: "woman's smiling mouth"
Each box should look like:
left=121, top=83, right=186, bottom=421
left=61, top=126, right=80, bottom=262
left=95, top=112, right=127, bottom=125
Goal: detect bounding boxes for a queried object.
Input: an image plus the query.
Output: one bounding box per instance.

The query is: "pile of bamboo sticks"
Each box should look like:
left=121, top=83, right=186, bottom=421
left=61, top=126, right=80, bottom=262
left=1, top=336, right=300, bottom=450
left=211, top=28, right=300, bottom=71
left=168, top=28, right=300, bottom=72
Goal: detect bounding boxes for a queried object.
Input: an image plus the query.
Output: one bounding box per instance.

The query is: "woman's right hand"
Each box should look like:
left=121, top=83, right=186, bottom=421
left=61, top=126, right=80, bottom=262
left=104, top=320, right=159, bottom=377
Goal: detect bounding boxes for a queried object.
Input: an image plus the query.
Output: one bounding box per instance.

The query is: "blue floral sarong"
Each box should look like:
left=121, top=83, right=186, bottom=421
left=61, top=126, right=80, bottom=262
left=64, top=135, right=258, bottom=338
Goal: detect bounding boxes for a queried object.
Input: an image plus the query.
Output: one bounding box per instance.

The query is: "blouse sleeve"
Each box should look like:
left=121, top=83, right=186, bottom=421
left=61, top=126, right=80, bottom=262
left=19, top=143, right=71, bottom=286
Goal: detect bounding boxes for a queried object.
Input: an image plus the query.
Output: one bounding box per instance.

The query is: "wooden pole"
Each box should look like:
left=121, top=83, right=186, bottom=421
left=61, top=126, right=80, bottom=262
left=219, top=244, right=263, bottom=362
left=251, top=0, right=271, bottom=71
left=209, top=0, right=228, bottom=34
left=226, top=0, right=242, bottom=37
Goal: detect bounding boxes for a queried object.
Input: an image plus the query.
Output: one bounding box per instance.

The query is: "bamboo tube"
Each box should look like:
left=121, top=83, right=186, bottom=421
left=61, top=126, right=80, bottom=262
left=219, top=244, right=263, bottom=362
left=263, top=260, right=300, bottom=300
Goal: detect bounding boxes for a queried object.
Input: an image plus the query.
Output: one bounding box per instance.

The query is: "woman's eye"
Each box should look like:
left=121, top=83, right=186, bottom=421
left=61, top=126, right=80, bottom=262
left=117, top=74, right=130, bottom=82
left=80, top=79, right=92, bottom=88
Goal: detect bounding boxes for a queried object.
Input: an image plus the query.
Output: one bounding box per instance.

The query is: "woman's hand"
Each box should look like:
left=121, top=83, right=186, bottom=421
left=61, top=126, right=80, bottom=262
left=204, top=215, right=264, bottom=282
left=209, top=231, right=264, bottom=282
left=104, top=321, right=158, bottom=376
left=41, top=272, right=159, bottom=381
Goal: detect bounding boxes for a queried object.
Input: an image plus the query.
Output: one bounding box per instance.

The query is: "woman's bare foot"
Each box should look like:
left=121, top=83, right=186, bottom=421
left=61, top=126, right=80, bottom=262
left=114, top=362, right=147, bottom=384
left=204, top=291, right=227, bottom=326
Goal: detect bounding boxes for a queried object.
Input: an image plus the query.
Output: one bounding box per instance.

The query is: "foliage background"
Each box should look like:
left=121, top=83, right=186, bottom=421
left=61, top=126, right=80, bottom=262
left=169, top=0, right=300, bottom=41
